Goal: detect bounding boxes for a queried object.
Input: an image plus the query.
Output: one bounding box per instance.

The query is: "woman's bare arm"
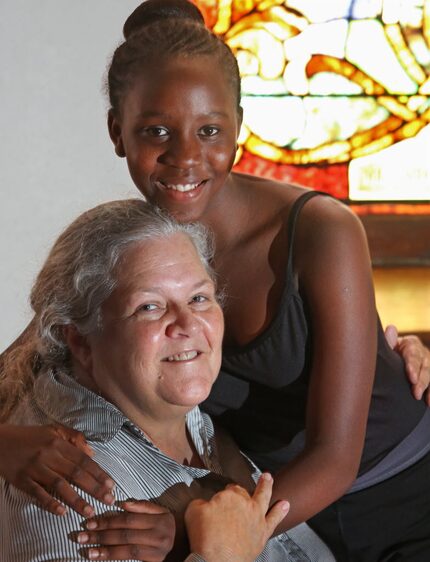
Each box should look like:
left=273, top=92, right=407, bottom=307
left=268, top=197, right=378, bottom=530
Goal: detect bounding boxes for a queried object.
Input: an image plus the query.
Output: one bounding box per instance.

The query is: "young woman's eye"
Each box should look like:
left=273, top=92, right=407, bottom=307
left=142, top=126, right=169, bottom=138
left=199, top=126, right=220, bottom=137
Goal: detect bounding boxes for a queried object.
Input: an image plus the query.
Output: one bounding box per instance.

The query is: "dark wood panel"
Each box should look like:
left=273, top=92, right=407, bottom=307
left=400, top=332, right=430, bottom=348
left=360, top=215, right=430, bottom=267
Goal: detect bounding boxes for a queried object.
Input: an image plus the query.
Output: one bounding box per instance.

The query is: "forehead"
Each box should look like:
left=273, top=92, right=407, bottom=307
left=115, top=233, right=210, bottom=287
left=121, top=55, right=237, bottom=117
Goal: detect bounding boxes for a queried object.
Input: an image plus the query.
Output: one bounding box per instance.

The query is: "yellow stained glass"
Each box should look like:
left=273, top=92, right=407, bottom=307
left=195, top=0, right=430, bottom=202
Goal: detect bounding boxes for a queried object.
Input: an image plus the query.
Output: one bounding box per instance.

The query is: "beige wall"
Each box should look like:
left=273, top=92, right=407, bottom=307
left=1, top=1, right=427, bottom=351
left=0, top=1, right=142, bottom=350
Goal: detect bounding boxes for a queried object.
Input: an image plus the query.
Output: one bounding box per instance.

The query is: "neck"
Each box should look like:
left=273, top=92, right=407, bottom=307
left=200, top=172, right=252, bottom=253
left=111, top=398, right=198, bottom=465
left=71, top=362, right=202, bottom=467
left=142, top=414, right=203, bottom=467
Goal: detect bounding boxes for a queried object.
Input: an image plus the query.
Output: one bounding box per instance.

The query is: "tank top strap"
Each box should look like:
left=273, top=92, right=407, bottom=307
left=286, top=190, right=329, bottom=279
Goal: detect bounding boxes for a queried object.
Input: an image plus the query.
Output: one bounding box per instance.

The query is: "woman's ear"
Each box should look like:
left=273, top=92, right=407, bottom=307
left=237, top=105, right=244, bottom=132
left=62, top=325, right=93, bottom=374
left=107, top=109, right=126, bottom=157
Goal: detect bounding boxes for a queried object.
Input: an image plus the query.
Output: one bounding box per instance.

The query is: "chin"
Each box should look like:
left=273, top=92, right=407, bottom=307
left=162, top=205, right=205, bottom=224
left=151, top=191, right=209, bottom=223
left=168, top=381, right=213, bottom=408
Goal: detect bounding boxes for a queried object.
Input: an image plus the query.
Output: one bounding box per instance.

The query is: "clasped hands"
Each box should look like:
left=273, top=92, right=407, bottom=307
left=71, top=473, right=288, bottom=561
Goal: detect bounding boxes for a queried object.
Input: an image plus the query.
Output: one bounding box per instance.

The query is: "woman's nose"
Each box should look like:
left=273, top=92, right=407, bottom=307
left=159, top=134, right=202, bottom=169
left=165, top=307, right=200, bottom=338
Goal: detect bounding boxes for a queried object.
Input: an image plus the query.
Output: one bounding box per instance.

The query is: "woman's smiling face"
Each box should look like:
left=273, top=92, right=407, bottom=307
left=108, top=55, right=242, bottom=223
left=84, top=233, right=224, bottom=425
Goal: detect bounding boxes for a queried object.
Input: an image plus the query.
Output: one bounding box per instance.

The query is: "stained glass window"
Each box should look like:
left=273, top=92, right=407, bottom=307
left=194, top=0, right=430, bottom=214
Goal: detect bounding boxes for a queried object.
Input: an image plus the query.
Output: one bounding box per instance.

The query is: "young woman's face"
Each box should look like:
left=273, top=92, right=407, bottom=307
left=109, top=56, right=242, bottom=223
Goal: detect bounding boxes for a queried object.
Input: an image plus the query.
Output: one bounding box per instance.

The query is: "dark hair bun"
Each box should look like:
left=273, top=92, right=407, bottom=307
left=123, top=0, right=205, bottom=39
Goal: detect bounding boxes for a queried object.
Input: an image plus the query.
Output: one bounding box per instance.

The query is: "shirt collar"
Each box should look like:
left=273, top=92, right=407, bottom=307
left=33, top=369, right=208, bottom=450
left=33, top=369, right=127, bottom=442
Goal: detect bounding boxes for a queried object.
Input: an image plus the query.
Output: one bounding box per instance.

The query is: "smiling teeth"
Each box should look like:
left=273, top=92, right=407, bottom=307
left=166, top=351, right=198, bottom=362
left=164, top=183, right=200, bottom=192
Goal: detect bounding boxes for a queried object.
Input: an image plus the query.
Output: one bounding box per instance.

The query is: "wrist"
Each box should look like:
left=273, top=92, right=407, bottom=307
left=186, top=554, right=207, bottom=562
left=190, top=546, right=246, bottom=562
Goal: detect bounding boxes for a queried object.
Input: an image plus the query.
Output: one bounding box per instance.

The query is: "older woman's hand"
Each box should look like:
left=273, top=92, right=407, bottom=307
left=73, top=500, right=175, bottom=561
left=71, top=475, right=288, bottom=562
left=385, top=325, right=430, bottom=405
left=0, top=424, right=115, bottom=516
left=185, top=473, right=289, bottom=562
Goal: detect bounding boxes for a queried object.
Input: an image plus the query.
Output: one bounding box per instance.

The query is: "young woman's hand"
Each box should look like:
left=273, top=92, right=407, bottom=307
left=0, top=424, right=115, bottom=516
left=385, top=325, right=430, bottom=404
left=72, top=500, right=175, bottom=561
left=69, top=474, right=287, bottom=562
left=185, top=473, right=289, bottom=562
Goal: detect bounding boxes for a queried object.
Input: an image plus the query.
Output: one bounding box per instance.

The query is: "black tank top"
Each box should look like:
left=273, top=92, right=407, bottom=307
left=202, top=191, right=427, bottom=475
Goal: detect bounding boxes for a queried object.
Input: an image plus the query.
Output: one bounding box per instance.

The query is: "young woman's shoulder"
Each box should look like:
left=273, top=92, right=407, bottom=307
left=231, top=171, right=363, bottom=230
left=297, top=191, right=366, bottom=242
left=292, top=191, right=370, bottom=280
left=231, top=171, right=308, bottom=212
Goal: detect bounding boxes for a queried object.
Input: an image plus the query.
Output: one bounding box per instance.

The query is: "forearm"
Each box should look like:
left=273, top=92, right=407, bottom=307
left=269, top=198, right=376, bottom=532
left=0, top=424, right=20, bottom=476
left=164, top=513, right=190, bottom=562
left=271, top=445, right=360, bottom=532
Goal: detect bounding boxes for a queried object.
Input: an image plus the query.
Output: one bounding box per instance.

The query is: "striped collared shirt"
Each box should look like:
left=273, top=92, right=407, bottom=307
left=0, top=369, right=334, bottom=562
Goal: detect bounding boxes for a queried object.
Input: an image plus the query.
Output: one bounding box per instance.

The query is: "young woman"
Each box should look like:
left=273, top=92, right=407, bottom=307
left=1, top=1, right=430, bottom=560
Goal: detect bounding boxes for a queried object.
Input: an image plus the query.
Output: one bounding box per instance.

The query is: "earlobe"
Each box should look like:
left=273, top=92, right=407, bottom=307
left=237, top=105, right=244, bottom=132
left=107, top=109, right=126, bottom=158
left=63, top=325, right=93, bottom=374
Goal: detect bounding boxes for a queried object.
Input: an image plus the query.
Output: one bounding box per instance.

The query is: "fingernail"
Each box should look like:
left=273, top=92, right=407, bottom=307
left=105, top=478, right=115, bottom=489
left=103, top=492, right=115, bottom=505
left=77, top=533, right=89, bottom=544
left=262, top=472, right=272, bottom=481
left=281, top=500, right=290, bottom=512
left=83, top=505, right=94, bottom=517
left=56, top=505, right=67, bottom=516
left=85, top=520, right=97, bottom=530
left=88, top=549, right=100, bottom=559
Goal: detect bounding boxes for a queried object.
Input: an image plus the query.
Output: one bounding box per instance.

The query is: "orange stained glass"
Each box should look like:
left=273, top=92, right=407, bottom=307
left=193, top=0, right=430, bottom=211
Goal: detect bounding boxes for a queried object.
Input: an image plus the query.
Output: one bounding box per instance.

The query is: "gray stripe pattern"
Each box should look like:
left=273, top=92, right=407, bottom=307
left=1, top=369, right=334, bottom=562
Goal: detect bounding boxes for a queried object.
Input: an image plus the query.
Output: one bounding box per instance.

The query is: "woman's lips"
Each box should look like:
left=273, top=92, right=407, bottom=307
left=155, top=179, right=207, bottom=200
left=164, top=350, right=201, bottom=362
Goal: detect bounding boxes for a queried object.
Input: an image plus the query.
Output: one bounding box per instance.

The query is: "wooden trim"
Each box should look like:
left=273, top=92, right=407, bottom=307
left=400, top=332, right=430, bottom=348
left=360, top=215, right=430, bottom=267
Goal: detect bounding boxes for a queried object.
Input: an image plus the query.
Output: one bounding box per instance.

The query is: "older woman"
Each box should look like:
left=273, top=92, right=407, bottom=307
left=0, top=199, right=333, bottom=562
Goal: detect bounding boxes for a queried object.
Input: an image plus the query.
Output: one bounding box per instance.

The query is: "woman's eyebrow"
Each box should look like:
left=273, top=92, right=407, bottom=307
left=190, top=279, right=215, bottom=291
left=136, top=110, right=228, bottom=119
left=126, top=279, right=213, bottom=295
left=137, top=110, right=171, bottom=119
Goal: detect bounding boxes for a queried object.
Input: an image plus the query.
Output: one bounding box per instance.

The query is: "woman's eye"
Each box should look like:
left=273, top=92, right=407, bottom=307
left=142, top=126, right=169, bottom=138
left=190, top=294, right=209, bottom=304
left=199, top=126, right=219, bottom=137
left=136, top=303, right=159, bottom=313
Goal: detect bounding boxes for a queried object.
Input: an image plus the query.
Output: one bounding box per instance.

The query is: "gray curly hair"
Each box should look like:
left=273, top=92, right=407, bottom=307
left=0, top=199, right=215, bottom=420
